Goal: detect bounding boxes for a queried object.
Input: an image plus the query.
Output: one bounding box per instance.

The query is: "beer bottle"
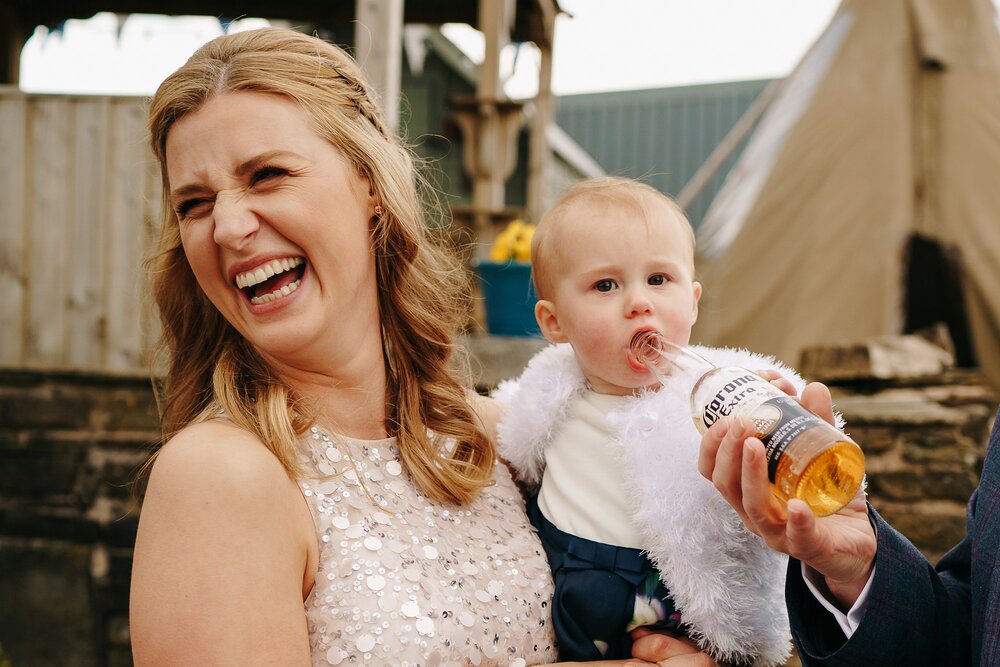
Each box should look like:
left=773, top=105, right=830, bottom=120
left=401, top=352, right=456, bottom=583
left=629, top=331, right=864, bottom=516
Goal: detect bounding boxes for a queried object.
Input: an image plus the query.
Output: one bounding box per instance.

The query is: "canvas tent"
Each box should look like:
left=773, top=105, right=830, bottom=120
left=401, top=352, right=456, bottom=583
left=692, top=0, right=1000, bottom=392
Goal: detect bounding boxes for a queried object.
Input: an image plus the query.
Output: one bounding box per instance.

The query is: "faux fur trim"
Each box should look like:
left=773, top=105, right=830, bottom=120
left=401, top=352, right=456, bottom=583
left=494, top=344, right=585, bottom=488
left=494, top=343, right=839, bottom=665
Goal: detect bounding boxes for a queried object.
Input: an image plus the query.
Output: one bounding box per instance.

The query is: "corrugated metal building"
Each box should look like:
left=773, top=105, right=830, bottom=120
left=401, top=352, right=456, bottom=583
left=555, top=78, right=771, bottom=227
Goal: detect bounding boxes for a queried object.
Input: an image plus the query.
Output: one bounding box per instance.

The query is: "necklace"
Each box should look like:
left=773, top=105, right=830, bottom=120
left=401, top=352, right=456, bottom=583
left=339, top=438, right=384, bottom=509
left=313, top=425, right=386, bottom=509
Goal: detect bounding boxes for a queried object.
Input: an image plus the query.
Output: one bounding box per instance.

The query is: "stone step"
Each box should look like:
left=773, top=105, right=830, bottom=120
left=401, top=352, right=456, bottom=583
left=799, top=331, right=955, bottom=382
left=0, top=368, right=159, bottom=432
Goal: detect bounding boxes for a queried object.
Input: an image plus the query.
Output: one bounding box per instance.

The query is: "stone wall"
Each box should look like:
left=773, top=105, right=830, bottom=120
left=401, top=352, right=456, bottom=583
left=0, top=335, right=995, bottom=665
left=0, top=368, right=158, bottom=667
left=800, top=333, right=998, bottom=562
left=827, top=372, right=995, bottom=562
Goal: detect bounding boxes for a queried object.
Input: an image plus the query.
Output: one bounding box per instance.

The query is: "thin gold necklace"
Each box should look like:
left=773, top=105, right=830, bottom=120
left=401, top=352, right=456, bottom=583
left=322, top=428, right=385, bottom=509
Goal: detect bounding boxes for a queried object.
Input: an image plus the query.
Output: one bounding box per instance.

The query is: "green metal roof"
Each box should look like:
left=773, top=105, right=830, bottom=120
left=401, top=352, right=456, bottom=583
left=555, top=79, right=773, bottom=228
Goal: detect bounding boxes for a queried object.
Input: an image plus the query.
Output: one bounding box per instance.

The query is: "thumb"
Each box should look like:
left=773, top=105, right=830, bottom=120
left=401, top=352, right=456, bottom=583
left=785, top=499, right=820, bottom=558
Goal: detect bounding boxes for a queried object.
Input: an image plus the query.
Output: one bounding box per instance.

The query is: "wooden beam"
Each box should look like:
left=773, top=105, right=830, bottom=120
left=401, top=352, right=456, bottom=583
left=355, top=0, right=403, bottom=134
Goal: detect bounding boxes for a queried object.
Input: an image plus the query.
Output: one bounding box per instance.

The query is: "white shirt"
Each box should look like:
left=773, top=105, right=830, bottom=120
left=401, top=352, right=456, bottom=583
left=537, top=390, right=645, bottom=548
left=802, top=562, right=875, bottom=637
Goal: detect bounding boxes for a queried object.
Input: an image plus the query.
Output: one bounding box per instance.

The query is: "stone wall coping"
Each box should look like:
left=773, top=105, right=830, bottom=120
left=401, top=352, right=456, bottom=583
left=1, top=334, right=550, bottom=392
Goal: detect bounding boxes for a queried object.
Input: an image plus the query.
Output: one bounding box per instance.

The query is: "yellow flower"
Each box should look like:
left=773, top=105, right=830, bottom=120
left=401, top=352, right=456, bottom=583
left=489, top=219, right=535, bottom=262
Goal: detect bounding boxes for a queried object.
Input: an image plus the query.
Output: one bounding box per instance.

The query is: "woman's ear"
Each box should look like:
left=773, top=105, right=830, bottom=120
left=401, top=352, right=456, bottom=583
left=535, top=300, right=568, bottom=343
left=365, top=176, right=380, bottom=218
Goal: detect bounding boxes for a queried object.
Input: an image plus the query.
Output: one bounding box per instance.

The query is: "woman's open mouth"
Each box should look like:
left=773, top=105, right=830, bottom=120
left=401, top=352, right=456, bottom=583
left=235, top=257, right=306, bottom=305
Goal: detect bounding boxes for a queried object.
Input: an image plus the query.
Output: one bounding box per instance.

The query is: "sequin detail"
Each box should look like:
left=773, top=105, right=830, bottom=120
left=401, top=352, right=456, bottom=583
left=299, top=427, right=557, bottom=665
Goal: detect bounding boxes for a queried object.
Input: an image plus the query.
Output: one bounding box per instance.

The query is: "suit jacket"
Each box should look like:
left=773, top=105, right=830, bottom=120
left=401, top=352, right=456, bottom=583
left=787, top=407, right=1000, bottom=666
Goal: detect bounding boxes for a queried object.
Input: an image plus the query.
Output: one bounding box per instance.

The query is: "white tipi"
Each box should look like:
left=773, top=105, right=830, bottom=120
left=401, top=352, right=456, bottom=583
left=693, top=0, right=1000, bottom=391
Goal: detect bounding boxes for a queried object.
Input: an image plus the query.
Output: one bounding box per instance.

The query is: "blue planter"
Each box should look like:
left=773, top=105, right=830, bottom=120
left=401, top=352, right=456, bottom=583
left=473, top=260, right=541, bottom=337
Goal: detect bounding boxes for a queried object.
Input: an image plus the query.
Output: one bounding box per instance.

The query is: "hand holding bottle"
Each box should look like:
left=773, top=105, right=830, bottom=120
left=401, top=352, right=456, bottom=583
left=699, top=378, right=877, bottom=611
left=628, top=331, right=876, bottom=608
left=630, top=332, right=864, bottom=516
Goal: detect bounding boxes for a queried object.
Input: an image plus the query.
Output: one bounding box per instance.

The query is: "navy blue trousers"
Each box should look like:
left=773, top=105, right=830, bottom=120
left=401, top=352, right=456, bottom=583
left=528, top=497, right=686, bottom=661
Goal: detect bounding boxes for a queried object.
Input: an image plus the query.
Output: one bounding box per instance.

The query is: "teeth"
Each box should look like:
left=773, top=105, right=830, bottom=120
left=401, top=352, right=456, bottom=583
left=250, top=279, right=301, bottom=305
left=236, top=257, right=304, bottom=289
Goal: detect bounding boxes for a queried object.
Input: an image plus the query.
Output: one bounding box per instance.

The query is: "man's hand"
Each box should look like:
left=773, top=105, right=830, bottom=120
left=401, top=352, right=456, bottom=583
left=697, top=380, right=877, bottom=610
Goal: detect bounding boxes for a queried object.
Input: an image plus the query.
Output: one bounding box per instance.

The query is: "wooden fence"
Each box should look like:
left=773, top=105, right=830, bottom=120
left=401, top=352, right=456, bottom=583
left=0, top=88, right=584, bottom=377
left=0, top=88, right=162, bottom=374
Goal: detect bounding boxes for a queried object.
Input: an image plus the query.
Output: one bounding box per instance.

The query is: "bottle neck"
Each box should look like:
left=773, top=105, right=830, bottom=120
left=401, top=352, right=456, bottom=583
left=629, top=331, right=717, bottom=388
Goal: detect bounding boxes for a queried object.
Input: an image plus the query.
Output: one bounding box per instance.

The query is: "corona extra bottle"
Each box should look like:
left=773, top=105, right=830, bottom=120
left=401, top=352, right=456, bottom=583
left=629, top=331, right=864, bottom=516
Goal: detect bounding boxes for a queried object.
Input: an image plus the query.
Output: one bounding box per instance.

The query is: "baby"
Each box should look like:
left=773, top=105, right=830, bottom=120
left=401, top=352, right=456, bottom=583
left=494, top=177, right=798, bottom=666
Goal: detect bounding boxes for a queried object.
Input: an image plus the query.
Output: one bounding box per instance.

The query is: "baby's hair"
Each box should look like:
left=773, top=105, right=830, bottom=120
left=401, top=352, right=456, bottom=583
left=531, top=176, right=695, bottom=300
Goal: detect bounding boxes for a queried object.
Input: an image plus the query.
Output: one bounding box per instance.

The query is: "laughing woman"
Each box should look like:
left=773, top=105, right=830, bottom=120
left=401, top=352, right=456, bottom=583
left=128, top=27, right=716, bottom=667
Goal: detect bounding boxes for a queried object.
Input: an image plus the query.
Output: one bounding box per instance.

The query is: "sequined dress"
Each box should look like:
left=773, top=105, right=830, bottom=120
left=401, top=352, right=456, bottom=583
left=297, top=427, right=558, bottom=666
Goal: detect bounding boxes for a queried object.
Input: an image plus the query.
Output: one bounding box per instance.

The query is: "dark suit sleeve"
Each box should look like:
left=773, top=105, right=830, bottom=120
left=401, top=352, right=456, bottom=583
left=786, top=501, right=974, bottom=667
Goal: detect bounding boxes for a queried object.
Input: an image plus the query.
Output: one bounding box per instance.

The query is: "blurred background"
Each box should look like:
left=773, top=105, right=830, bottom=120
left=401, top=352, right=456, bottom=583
left=1, top=1, right=999, bottom=665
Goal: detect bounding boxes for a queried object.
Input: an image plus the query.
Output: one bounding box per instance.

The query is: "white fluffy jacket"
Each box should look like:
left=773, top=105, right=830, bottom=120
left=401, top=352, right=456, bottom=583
left=494, top=343, right=827, bottom=667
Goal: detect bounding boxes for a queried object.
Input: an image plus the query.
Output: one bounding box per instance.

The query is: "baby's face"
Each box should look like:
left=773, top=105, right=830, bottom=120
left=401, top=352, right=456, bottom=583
left=539, top=199, right=701, bottom=395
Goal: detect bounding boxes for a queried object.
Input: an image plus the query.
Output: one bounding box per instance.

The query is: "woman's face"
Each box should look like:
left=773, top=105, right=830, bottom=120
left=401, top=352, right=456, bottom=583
left=165, top=91, right=380, bottom=371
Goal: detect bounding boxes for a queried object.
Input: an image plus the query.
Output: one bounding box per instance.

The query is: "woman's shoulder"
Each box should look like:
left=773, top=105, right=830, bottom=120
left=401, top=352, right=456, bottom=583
left=137, top=417, right=316, bottom=583
left=149, top=418, right=296, bottom=503
left=132, top=420, right=317, bottom=664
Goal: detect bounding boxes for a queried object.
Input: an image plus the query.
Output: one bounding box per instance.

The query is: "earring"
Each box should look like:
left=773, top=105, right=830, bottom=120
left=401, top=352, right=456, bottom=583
left=373, top=204, right=384, bottom=219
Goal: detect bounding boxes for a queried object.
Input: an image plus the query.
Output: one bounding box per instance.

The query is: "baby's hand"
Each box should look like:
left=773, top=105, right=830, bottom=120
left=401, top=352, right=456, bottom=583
left=627, top=628, right=719, bottom=666
left=754, top=371, right=837, bottom=427
left=754, top=368, right=797, bottom=397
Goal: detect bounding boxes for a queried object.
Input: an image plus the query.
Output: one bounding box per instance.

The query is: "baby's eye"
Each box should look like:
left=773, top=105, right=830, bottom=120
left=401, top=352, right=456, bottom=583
left=594, top=279, right=617, bottom=292
left=648, top=274, right=668, bottom=286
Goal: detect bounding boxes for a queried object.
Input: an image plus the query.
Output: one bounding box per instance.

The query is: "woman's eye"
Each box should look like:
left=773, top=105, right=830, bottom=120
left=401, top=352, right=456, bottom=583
left=176, top=199, right=212, bottom=220
left=251, top=166, right=287, bottom=185
left=648, top=274, right=667, bottom=286
left=594, top=279, right=617, bottom=292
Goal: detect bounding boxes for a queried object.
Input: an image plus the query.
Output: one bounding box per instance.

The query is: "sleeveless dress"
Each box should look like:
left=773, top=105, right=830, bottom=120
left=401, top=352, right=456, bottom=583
left=296, top=426, right=558, bottom=666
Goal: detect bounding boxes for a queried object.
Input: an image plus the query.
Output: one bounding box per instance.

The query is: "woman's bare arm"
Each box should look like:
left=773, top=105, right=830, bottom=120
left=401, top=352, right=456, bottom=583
left=467, top=390, right=506, bottom=445
left=130, top=420, right=318, bottom=666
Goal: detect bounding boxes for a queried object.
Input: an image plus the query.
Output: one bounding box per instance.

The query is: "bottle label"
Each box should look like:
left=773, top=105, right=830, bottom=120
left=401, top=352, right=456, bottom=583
left=754, top=396, right=820, bottom=482
left=695, top=370, right=827, bottom=482
left=698, top=369, right=780, bottom=429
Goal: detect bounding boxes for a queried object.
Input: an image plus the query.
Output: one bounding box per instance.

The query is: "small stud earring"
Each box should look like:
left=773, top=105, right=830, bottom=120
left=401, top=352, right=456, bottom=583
left=373, top=205, right=384, bottom=218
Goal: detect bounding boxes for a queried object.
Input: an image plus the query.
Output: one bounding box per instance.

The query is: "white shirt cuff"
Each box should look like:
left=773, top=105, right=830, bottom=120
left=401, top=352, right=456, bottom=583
left=801, top=562, right=875, bottom=638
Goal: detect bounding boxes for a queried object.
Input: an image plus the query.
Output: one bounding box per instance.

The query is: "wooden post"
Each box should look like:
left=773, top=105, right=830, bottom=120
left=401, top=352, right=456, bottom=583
left=478, top=0, right=511, bottom=104
left=467, top=0, right=522, bottom=253
left=474, top=0, right=512, bottom=212
left=0, top=92, right=26, bottom=364
left=355, top=0, right=404, bottom=134
left=525, top=1, right=557, bottom=224
left=0, top=8, right=26, bottom=86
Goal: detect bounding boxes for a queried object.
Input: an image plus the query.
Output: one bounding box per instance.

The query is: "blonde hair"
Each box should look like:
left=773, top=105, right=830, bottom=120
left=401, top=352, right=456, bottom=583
left=146, top=27, right=494, bottom=505
left=531, top=176, right=695, bottom=300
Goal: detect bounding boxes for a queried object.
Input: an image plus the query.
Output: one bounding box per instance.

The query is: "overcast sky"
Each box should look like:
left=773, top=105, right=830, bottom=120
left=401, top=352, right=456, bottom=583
left=457, top=0, right=841, bottom=96
left=19, top=1, right=847, bottom=97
